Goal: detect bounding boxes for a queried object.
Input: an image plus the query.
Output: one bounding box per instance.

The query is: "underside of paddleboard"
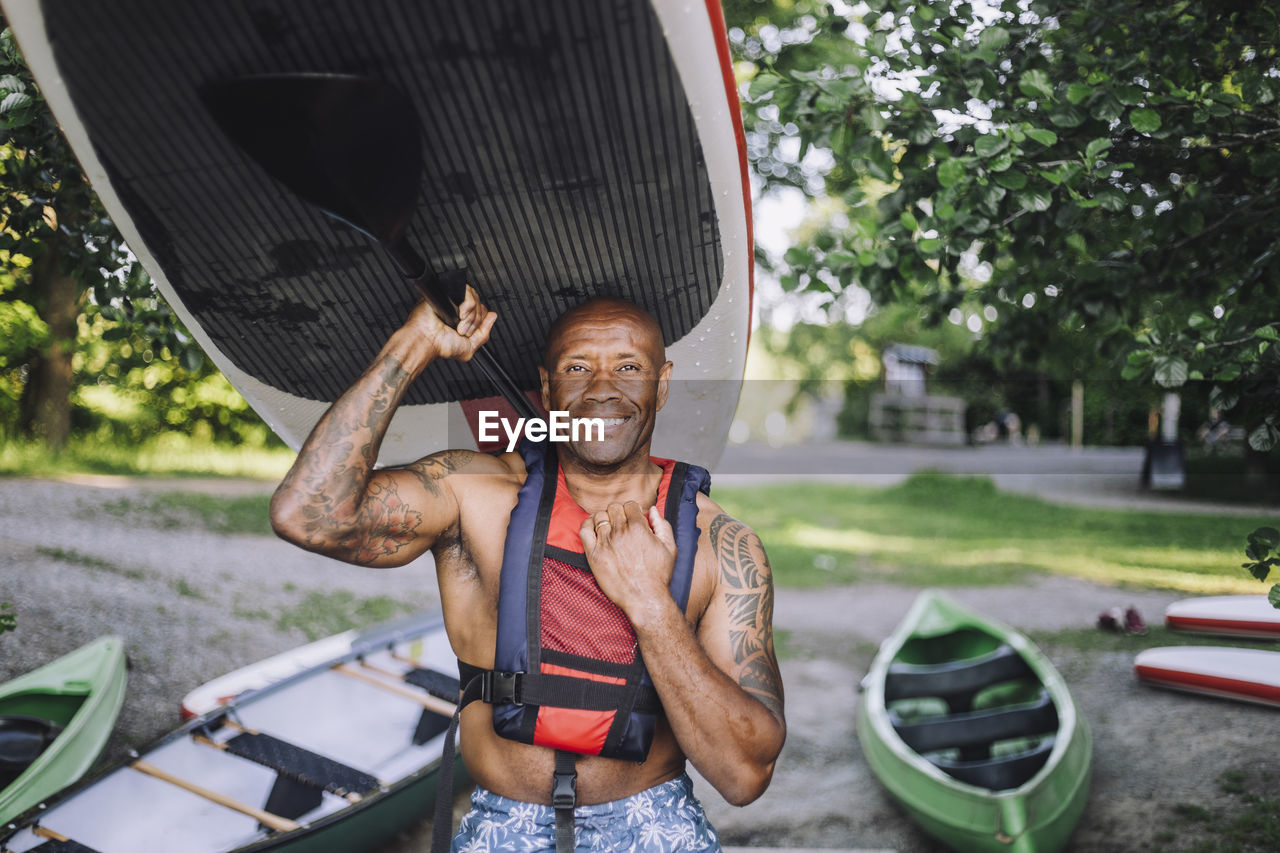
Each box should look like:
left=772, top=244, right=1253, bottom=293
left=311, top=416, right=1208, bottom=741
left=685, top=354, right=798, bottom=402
left=4, top=0, right=752, bottom=466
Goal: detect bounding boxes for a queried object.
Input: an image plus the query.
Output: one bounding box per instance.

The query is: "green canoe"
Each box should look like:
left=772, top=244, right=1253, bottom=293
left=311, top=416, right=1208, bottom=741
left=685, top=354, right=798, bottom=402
left=856, top=591, right=1092, bottom=853
left=0, top=635, right=127, bottom=824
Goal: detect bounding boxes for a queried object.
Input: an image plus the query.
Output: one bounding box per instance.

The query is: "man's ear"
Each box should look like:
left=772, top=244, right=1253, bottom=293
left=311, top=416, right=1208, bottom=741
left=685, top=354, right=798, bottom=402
left=539, top=365, right=551, bottom=412
left=656, top=361, right=673, bottom=411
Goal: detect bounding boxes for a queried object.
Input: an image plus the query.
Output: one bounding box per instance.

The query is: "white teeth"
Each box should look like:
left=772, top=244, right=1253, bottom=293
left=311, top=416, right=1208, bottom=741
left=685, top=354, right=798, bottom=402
left=577, top=417, right=627, bottom=426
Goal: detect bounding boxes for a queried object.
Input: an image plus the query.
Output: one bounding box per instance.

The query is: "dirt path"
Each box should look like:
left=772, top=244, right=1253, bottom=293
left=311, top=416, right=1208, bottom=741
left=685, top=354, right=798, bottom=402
left=1, top=476, right=1274, bottom=851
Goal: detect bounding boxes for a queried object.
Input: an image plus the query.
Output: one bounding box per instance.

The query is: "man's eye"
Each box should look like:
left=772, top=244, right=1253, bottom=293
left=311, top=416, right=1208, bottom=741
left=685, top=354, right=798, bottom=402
left=619, top=364, right=640, bottom=371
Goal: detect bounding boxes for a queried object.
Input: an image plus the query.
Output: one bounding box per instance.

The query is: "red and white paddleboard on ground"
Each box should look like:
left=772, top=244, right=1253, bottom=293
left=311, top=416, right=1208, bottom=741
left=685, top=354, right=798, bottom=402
left=1134, top=646, right=1280, bottom=709
left=1164, top=595, right=1280, bottom=640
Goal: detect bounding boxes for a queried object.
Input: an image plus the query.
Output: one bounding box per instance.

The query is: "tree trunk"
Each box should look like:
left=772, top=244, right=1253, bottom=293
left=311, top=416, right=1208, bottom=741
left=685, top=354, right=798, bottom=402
left=19, top=245, right=79, bottom=450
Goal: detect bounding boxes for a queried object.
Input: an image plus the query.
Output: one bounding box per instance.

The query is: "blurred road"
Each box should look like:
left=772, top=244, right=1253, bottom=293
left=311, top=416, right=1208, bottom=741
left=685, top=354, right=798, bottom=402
left=714, top=440, right=1268, bottom=515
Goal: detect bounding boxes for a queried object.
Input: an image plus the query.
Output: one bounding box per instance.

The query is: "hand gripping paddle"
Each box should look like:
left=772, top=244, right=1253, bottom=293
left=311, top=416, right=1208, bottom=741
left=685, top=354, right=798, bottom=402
left=201, top=73, right=540, bottom=422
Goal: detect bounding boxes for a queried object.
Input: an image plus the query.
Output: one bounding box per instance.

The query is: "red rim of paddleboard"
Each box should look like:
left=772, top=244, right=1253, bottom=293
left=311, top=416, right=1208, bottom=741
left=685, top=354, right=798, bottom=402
left=704, top=0, right=755, bottom=338
left=1166, top=615, right=1280, bottom=638
left=1135, top=664, right=1280, bottom=707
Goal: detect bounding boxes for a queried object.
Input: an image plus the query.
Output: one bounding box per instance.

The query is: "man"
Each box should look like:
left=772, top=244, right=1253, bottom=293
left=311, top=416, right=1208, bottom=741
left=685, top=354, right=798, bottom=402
left=270, top=289, right=785, bottom=850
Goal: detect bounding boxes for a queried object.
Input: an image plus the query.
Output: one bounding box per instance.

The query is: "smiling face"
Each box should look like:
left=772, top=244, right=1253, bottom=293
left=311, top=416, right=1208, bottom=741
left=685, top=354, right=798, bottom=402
left=539, top=299, right=672, bottom=471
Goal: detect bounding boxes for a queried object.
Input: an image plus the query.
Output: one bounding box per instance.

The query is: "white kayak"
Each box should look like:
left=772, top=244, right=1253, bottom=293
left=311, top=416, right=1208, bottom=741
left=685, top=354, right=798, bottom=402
left=1134, top=646, right=1280, bottom=709
left=1164, top=595, right=1280, bottom=640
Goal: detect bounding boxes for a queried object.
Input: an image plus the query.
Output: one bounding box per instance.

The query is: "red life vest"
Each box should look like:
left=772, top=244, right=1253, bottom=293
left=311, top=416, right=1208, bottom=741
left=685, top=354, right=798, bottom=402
left=483, top=439, right=710, bottom=761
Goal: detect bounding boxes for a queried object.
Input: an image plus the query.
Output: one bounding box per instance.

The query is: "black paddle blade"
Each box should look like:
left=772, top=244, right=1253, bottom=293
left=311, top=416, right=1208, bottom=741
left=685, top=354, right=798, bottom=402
left=201, top=73, right=424, bottom=274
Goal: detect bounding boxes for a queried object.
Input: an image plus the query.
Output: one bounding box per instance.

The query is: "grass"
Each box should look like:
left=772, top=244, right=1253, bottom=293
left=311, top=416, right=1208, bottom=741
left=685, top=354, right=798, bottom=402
left=272, top=591, right=419, bottom=641
left=97, top=493, right=274, bottom=536
left=1161, top=769, right=1280, bottom=853
left=0, top=434, right=294, bottom=480
left=35, top=546, right=147, bottom=581
left=715, top=472, right=1275, bottom=593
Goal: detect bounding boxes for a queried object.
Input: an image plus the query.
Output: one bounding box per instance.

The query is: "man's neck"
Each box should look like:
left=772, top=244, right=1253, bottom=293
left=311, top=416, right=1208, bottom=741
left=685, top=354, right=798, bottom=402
left=557, top=449, right=664, bottom=513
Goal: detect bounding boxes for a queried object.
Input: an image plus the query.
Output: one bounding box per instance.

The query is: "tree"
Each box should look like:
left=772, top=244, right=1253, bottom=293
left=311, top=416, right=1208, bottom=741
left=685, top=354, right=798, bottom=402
left=727, top=0, right=1280, bottom=458
left=1, top=23, right=201, bottom=449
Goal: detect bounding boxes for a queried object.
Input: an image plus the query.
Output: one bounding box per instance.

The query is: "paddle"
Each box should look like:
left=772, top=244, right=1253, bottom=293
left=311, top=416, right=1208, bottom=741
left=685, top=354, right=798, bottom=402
left=201, top=73, right=540, bottom=422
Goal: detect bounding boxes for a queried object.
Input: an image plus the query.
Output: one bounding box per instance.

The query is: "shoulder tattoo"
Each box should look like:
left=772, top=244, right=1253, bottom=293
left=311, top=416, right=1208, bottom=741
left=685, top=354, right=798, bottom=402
left=406, top=449, right=477, bottom=496
left=710, top=513, right=784, bottom=717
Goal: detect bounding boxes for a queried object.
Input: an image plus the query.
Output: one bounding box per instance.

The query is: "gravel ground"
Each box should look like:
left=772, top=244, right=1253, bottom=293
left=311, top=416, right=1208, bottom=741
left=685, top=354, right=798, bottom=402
left=1, top=474, right=1275, bottom=851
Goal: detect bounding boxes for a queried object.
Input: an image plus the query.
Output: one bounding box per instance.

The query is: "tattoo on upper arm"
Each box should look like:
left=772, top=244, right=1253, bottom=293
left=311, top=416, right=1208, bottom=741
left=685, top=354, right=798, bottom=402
left=339, top=478, right=423, bottom=563
left=406, top=449, right=476, bottom=496
left=710, top=513, right=783, bottom=717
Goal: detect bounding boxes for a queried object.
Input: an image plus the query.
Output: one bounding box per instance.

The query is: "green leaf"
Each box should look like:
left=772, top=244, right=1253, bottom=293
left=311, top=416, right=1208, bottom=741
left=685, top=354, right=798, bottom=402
left=1130, top=107, right=1162, bottom=133
left=861, top=104, right=887, bottom=133
left=978, top=26, right=1010, bottom=53
left=995, top=170, right=1027, bottom=190
left=1152, top=356, right=1189, bottom=388
left=1049, top=104, right=1085, bottom=128
left=974, top=134, right=1008, bottom=158
left=1026, top=128, right=1058, bottom=147
left=1255, top=325, right=1280, bottom=342
left=1095, top=188, right=1127, bottom=212
left=1085, top=138, right=1112, bottom=160
left=899, top=210, right=919, bottom=231
left=1249, top=526, right=1280, bottom=549
left=1269, top=584, right=1280, bottom=609
left=1249, top=423, right=1280, bottom=452
left=1126, top=349, right=1154, bottom=366
left=1017, top=189, right=1052, bottom=212
left=937, top=158, right=965, bottom=188
left=1246, top=560, right=1273, bottom=581
left=1186, top=313, right=1214, bottom=330
left=784, top=246, right=815, bottom=267
left=1066, top=232, right=1088, bottom=254
left=1019, top=69, right=1054, bottom=101
left=1066, top=83, right=1092, bottom=105
left=917, top=238, right=942, bottom=254
left=1115, top=85, right=1145, bottom=106
left=747, top=72, right=783, bottom=101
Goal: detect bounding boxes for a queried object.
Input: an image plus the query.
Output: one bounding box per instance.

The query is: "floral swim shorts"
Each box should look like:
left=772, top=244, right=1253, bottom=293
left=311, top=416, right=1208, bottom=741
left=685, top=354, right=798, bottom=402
left=451, top=773, right=721, bottom=852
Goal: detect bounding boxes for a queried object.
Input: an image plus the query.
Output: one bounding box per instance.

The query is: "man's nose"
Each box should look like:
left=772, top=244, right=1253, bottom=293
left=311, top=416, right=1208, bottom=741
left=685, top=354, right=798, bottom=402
left=582, top=373, right=621, bottom=401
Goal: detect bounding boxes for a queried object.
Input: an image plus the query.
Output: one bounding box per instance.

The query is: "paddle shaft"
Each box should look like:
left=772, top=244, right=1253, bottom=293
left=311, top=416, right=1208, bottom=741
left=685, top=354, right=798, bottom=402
left=384, top=235, right=541, bottom=423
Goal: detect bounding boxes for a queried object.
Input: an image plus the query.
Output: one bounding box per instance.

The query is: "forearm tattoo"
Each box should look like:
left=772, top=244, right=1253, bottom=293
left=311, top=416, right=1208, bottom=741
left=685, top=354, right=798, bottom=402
left=710, top=513, right=784, bottom=717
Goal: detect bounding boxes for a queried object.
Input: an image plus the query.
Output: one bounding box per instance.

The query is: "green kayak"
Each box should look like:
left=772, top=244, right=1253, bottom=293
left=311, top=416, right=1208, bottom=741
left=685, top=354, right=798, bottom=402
left=0, top=635, right=127, bottom=824
left=856, top=591, right=1092, bottom=853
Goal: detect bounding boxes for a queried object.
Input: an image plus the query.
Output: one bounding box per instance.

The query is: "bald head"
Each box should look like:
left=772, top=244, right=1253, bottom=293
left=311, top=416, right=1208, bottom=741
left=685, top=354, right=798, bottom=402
left=542, top=297, right=665, bottom=368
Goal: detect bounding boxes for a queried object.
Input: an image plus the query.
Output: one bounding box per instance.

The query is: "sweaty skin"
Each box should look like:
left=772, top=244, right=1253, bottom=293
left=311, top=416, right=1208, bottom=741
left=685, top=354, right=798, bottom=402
left=270, top=293, right=785, bottom=808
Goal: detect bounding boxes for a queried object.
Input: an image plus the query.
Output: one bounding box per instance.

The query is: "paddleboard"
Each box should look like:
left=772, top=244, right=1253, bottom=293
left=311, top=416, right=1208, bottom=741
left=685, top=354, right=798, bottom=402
left=1134, top=646, right=1280, bottom=709
left=3, top=0, right=752, bottom=467
left=1164, top=595, right=1280, bottom=640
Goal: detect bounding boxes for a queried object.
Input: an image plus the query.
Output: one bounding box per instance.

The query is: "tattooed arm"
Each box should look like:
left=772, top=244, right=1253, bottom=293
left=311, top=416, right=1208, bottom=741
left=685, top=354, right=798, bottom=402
left=581, top=500, right=785, bottom=805
left=270, top=289, right=510, bottom=567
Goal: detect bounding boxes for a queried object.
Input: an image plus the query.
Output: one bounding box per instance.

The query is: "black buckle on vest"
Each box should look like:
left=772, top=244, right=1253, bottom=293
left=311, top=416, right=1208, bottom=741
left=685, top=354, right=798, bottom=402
left=482, top=670, right=524, bottom=705
left=552, top=764, right=577, bottom=810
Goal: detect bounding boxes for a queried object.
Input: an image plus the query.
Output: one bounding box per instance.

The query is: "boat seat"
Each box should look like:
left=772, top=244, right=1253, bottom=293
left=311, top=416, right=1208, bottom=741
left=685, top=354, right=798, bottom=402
left=890, top=690, right=1058, bottom=755
left=403, top=668, right=461, bottom=701
left=928, top=734, right=1057, bottom=790
left=223, top=732, right=380, bottom=800
left=402, top=668, right=460, bottom=745
left=0, top=715, right=64, bottom=788
left=884, top=644, right=1033, bottom=710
